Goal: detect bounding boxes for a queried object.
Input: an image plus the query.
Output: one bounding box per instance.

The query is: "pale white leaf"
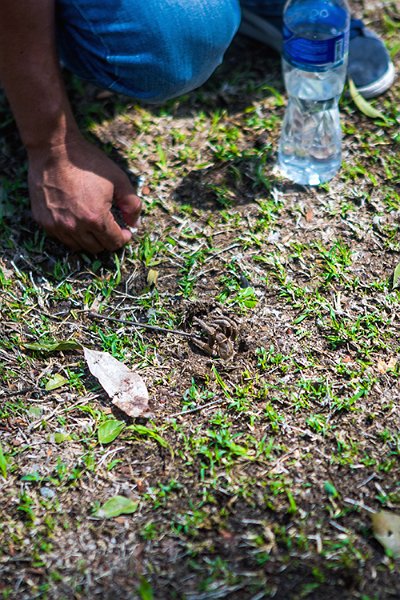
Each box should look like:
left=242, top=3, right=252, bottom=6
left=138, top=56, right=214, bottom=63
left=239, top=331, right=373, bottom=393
left=84, top=348, right=152, bottom=418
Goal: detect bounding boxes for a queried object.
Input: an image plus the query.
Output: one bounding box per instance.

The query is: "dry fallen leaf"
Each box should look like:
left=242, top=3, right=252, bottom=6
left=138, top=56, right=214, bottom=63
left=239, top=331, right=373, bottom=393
left=377, top=356, right=397, bottom=374
left=372, top=510, right=400, bottom=558
left=84, top=348, right=152, bottom=418
left=305, top=208, right=314, bottom=223
left=147, top=269, right=159, bottom=287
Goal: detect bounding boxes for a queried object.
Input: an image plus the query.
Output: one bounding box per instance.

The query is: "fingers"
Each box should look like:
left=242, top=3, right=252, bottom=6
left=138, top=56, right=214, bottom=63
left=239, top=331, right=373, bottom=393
left=45, top=212, right=132, bottom=254
left=79, top=232, right=106, bottom=255
left=43, top=216, right=123, bottom=254
left=114, top=176, right=142, bottom=227
left=29, top=145, right=143, bottom=254
left=59, top=224, right=130, bottom=254
left=55, top=232, right=82, bottom=253
left=97, top=212, right=132, bottom=251
left=70, top=177, right=141, bottom=254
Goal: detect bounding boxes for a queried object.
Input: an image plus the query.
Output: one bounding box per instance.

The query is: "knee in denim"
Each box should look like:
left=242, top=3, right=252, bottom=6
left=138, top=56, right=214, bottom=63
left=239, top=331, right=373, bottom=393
left=115, top=0, right=241, bottom=101
left=57, top=0, right=241, bottom=101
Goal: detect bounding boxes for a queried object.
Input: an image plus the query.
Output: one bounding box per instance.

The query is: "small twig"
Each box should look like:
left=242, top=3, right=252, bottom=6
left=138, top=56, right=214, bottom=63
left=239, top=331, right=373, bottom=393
left=98, top=446, right=125, bottom=469
left=0, top=386, right=36, bottom=398
left=204, top=242, right=242, bottom=262
left=343, top=497, right=376, bottom=514
left=329, top=520, right=350, bottom=534
left=89, top=311, right=199, bottom=340
left=357, top=473, right=377, bottom=488
left=28, top=407, right=61, bottom=432
left=167, top=398, right=228, bottom=419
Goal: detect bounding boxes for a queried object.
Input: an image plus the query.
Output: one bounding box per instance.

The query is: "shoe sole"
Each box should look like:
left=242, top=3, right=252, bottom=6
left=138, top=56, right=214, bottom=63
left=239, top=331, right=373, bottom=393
left=239, top=8, right=396, bottom=98
left=355, top=61, right=395, bottom=98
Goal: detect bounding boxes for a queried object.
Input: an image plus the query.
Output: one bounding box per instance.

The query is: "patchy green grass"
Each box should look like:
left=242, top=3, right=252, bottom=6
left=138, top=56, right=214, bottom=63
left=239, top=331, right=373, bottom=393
left=1, top=9, right=400, bottom=600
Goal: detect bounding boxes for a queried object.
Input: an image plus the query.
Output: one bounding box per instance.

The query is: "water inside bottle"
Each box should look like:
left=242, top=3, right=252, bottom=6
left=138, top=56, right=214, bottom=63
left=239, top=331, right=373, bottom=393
left=278, top=0, right=349, bottom=184
left=278, top=96, right=342, bottom=185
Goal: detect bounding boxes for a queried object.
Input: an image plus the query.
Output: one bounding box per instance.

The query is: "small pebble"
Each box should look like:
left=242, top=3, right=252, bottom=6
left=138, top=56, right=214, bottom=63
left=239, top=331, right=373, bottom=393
left=40, top=487, right=55, bottom=499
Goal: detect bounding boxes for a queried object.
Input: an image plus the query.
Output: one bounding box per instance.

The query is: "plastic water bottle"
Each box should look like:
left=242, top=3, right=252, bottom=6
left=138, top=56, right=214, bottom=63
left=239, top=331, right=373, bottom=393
left=278, top=0, right=350, bottom=185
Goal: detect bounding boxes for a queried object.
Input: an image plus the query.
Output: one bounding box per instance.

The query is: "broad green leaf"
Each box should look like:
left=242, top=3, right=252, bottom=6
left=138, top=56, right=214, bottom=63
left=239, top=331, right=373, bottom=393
left=128, top=423, right=168, bottom=446
left=372, top=510, right=400, bottom=558
left=45, top=373, right=69, bottom=391
left=0, top=445, right=7, bottom=478
left=229, top=441, right=249, bottom=456
left=21, top=471, right=41, bottom=482
left=392, top=262, right=400, bottom=290
left=98, top=420, right=125, bottom=444
left=348, top=78, right=387, bottom=121
left=324, top=481, right=338, bottom=498
left=28, top=406, right=43, bottom=418
left=287, top=490, right=298, bottom=514
left=54, top=432, right=72, bottom=444
left=126, top=424, right=172, bottom=456
left=390, top=42, right=400, bottom=59
left=137, top=577, right=154, bottom=600
left=23, top=340, right=81, bottom=353
left=95, top=495, right=138, bottom=518
left=107, top=459, right=122, bottom=471
left=229, top=287, right=258, bottom=308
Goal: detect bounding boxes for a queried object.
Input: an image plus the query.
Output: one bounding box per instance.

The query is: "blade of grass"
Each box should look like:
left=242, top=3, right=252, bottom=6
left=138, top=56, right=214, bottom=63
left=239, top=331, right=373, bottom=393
left=348, top=78, right=387, bottom=121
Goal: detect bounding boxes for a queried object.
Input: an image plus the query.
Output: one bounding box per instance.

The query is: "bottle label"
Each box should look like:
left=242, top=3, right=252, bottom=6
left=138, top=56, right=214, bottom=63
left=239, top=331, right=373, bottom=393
left=283, top=25, right=348, bottom=71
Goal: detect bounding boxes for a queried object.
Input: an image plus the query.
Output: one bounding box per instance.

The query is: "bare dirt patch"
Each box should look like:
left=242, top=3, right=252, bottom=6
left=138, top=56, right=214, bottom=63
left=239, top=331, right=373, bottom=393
left=1, top=9, right=400, bottom=600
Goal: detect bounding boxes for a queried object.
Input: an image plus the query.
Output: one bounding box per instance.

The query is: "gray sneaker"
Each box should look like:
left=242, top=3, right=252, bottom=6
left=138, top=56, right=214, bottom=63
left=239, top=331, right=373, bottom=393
left=240, top=7, right=395, bottom=98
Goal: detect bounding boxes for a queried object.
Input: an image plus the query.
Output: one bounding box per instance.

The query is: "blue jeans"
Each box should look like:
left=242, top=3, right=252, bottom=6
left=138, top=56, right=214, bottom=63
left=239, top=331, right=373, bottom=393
left=56, top=0, right=271, bottom=102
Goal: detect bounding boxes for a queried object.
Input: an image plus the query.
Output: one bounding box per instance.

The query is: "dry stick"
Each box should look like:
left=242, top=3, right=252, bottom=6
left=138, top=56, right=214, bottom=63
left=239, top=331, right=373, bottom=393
left=89, top=311, right=200, bottom=340
left=0, top=386, right=37, bottom=398
left=343, top=497, right=376, bottom=514
left=28, top=306, right=192, bottom=340
left=168, top=398, right=229, bottom=419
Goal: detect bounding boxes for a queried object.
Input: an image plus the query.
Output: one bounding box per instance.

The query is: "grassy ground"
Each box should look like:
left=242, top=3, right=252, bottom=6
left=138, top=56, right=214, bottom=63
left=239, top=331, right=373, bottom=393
left=1, top=5, right=400, bottom=599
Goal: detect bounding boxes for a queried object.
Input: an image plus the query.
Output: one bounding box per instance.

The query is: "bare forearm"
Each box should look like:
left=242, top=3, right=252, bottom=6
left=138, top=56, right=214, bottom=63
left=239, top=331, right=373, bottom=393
left=0, top=1, right=141, bottom=253
left=0, top=0, right=79, bottom=149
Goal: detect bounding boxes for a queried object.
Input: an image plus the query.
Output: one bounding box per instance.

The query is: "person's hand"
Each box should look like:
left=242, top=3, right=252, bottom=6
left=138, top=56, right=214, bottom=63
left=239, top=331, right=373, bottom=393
left=27, top=137, right=142, bottom=253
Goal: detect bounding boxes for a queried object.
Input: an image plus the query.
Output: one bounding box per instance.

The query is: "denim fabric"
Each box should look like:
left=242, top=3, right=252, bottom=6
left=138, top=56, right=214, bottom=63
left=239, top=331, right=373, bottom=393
left=56, top=0, right=243, bottom=102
